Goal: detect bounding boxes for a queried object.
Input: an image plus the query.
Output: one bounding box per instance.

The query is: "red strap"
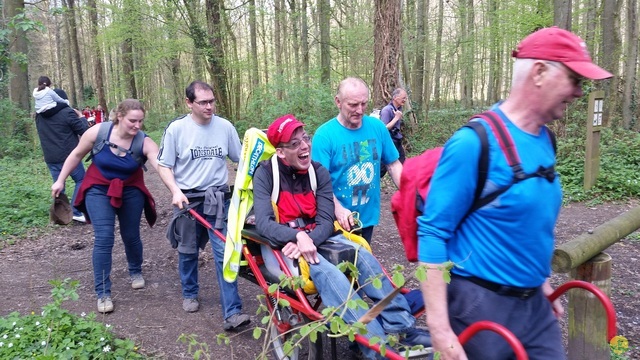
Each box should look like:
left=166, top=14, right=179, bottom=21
left=475, top=111, right=521, bottom=167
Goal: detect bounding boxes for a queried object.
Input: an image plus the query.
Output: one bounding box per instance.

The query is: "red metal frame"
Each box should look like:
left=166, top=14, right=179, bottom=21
left=188, top=209, right=616, bottom=359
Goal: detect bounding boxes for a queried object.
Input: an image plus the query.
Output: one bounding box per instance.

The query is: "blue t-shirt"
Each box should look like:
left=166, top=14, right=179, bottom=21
left=311, top=116, right=399, bottom=227
left=416, top=105, right=561, bottom=288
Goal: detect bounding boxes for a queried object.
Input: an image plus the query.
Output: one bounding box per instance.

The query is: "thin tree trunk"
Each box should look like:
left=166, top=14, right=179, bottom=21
left=67, top=0, right=84, bottom=103
left=249, top=0, right=260, bottom=88
left=61, top=0, right=78, bottom=106
left=601, top=0, right=623, bottom=127
left=288, top=0, right=301, bottom=82
left=554, top=0, right=572, bottom=30
left=301, top=0, right=309, bottom=85
left=87, top=0, right=107, bottom=111
left=623, top=0, right=638, bottom=129
left=319, top=0, right=330, bottom=84
left=432, top=0, right=444, bottom=108
left=274, top=0, right=283, bottom=99
left=413, top=0, right=425, bottom=108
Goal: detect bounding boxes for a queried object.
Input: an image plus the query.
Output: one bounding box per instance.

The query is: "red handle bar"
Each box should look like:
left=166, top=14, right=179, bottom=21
left=547, top=280, right=617, bottom=341
left=458, top=321, right=529, bottom=360
left=186, top=207, right=227, bottom=242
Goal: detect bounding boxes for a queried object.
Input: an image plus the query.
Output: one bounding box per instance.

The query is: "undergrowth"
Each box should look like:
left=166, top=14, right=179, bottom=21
left=0, top=278, right=143, bottom=359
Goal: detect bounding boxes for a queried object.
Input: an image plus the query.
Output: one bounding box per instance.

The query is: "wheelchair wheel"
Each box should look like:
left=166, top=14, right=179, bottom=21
left=269, top=304, right=323, bottom=360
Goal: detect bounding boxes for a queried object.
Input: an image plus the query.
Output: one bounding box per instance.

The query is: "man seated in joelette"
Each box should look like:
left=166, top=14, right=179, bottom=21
left=252, top=115, right=431, bottom=359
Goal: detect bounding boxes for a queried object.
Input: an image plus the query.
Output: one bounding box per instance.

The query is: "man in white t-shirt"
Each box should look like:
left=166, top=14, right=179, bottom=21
left=157, top=81, right=249, bottom=330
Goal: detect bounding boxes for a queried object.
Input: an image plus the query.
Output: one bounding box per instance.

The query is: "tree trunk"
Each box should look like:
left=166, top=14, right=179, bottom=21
left=62, top=0, right=78, bottom=106
left=432, top=0, right=444, bottom=108
left=319, top=0, right=330, bottom=84
left=3, top=0, right=30, bottom=111
left=288, top=0, right=301, bottom=82
left=554, top=0, right=572, bottom=30
left=87, top=0, right=107, bottom=111
left=205, top=0, right=229, bottom=116
left=487, top=0, right=501, bottom=103
left=274, top=0, right=284, bottom=100
left=373, top=0, right=402, bottom=108
left=413, top=0, right=426, bottom=108
left=301, top=0, right=309, bottom=85
left=249, top=0, right=260, bottom=88
left=67, top=0, right=84, bottom=104
left=623, top=0, right=638, bottom=129
left=601, top=0, right=623, bottom=127
left=121, top=0, right=138, bottom=99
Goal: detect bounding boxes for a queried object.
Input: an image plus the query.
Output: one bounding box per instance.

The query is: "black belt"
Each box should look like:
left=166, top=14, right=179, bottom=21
left=454, top=274, right=539, bottom=299
left=286, top=217, right=315, bottom=230
left=181, top=188, right=232, bottom=200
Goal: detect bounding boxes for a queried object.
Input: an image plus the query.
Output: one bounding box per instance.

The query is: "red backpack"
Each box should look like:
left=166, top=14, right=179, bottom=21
left=391, top=111, right=556, bottom=262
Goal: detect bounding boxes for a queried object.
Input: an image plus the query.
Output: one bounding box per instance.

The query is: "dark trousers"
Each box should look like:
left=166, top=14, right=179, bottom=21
left=380, top=138, right=405, bottom=179
left=448, top=276, right=566, bottom=360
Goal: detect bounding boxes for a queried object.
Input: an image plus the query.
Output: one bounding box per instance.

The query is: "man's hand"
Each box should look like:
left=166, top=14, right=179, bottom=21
left=281, top=242, right=301, bottom=259
left=172, top=191, right=189, bottom=209
left=296, top=232, right=319, bottom=264
left=542, top=279, right=564, bottom=318
left=430, top=330, right=468, bottom=360
left=393, top=109, right=403, bottom=121
left=334, top=199, right=355, bottom=231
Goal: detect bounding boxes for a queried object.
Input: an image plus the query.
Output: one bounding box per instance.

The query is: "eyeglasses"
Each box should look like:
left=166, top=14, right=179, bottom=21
left=545, top=61, right=584, bottom=88
left=193, top=99, right=216, bottom=107
left=280, top=135, right=311, bottom=150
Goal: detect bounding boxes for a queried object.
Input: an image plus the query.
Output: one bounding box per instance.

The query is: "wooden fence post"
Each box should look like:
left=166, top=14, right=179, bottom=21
left=568, top=252, right=612, bottom=360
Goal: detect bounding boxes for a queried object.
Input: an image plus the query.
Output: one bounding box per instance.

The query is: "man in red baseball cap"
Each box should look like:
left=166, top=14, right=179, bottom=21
left=418, top=27, right=612, bottom=360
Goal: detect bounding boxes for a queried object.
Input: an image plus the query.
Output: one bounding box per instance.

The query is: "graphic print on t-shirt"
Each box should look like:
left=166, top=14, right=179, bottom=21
left=190, top=146, right=224, bottom=160
left=341, top=138, right=378, bottom=207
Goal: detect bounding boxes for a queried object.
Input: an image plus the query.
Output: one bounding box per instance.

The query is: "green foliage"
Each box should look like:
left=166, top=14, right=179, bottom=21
left=240, top=79, right=336, bottom=136
left=0, top=157, right=57, bottom=244
left=0, top=278, right=143, bottom=359
left=0, top=99, right=39, bottom=160
left=556, top=128, right=640, bottom=203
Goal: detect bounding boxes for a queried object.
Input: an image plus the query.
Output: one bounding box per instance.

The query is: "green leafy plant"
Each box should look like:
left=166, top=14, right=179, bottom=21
left=0, top=278, right=143, bottom=359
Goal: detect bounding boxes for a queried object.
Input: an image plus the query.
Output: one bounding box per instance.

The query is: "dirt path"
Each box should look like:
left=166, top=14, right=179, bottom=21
left=1, top=168, right=638, bottom=359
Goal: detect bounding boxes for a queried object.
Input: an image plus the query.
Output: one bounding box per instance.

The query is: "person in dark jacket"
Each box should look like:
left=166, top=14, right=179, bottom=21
left=52, top=99, right=159, bottom=314
left=253, top=115, right=431, bottom=359
left=35, top=88, right=89, bottom=222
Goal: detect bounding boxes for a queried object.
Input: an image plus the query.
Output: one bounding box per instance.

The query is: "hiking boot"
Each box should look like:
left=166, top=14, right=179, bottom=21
left=395, top=327, right=433, bottom=357
left=72, top=214, right=86, bottom=223
left=131, top=274, right=145, bottom=289
left=97, top=297, right=114, bottom=313
left=182, top=298, right=199, bottom=313
left=223, top=312, right=250, bottom=331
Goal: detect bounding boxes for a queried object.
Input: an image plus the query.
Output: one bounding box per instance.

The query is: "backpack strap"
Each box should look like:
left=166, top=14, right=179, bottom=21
left=85, top=122, right=148, bottom=171
left=270, top=156, right=317, bottom=204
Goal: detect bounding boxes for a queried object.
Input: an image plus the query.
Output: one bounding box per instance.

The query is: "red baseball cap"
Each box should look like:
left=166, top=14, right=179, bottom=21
left=512, top=27, right=613, bottom=80
left=267, top=114, right=305, bottom=148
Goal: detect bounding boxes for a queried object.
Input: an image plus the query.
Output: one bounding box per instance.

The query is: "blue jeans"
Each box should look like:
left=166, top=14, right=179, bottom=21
left=310, top=234, right=415, bottom=358
left=178, top=200, right=243, bottom=320
left=47, top=162, right=85, bottom=217
left=85, top=185, right=145, bottom=297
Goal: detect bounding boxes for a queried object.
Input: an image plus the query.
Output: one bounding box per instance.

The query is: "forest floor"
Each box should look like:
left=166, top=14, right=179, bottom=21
left=1, top=166, right=639, bottom=359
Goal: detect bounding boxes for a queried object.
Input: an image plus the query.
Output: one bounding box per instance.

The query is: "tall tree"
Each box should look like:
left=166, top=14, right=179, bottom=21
left=553, top=0, right=572, bottom=30
left=66, top=0, right=84, bottom=104
left=61, top=0, right=78, bottom=106
left=601, top=0, right=623, bottom=126
left=373, top=0, right=401, bottom=108
left=623, top=0, right=639, bottom=129
left=121, top=0, right=138, bottom=98
left=87, top=0, right=107, bottom=111
left=248, top=0, right=260, bottom=88
left=205, top=0, right=230, bottom=115
left=300, top=0, right=309, bottom=85
left=413, top=0, right=426, bottom=108
left=319, top=0, right=330, bottom=84
left=458, top=0, right=475, bottom=107
left=274, top=0, right=284, bottom=100
left=432, top=0, right=444, bottom=108
left=3, top=0, right=30, bottom=111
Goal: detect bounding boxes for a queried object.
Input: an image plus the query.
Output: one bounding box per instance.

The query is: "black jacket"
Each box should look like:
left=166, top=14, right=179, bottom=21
left=35, top=105, right=88, bottom=163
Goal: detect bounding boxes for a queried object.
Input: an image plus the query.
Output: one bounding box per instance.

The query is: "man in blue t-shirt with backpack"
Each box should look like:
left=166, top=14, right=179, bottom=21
left=417, top=27, right=613, bottom=359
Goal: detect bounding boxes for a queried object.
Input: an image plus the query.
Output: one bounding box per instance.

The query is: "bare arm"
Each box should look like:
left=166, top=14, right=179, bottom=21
left=51, top=125, right=99, bottom=198
left=420, top=263, right=468, bottom=360
left=142, top=137, right=160, bottom=172
left=156, top=165, right=188, bottom=209
left=333, top=194, right=355, bottom=231
left=384, top=110, right=403, bottom=130
left=386, top=159, right=403, bottom=189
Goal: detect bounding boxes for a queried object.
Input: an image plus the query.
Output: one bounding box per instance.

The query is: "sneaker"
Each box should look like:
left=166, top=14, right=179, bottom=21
left=97, top=297, right=114, bottom=313
left=131, top=274, right=145, bottom=289
left=223, top=312, right=251, bottom=331
left=182, top=298, right=199, bottom=313
left=72, top=214, right=86, bottom=223
left=396, top=327, right=433, bottom=357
